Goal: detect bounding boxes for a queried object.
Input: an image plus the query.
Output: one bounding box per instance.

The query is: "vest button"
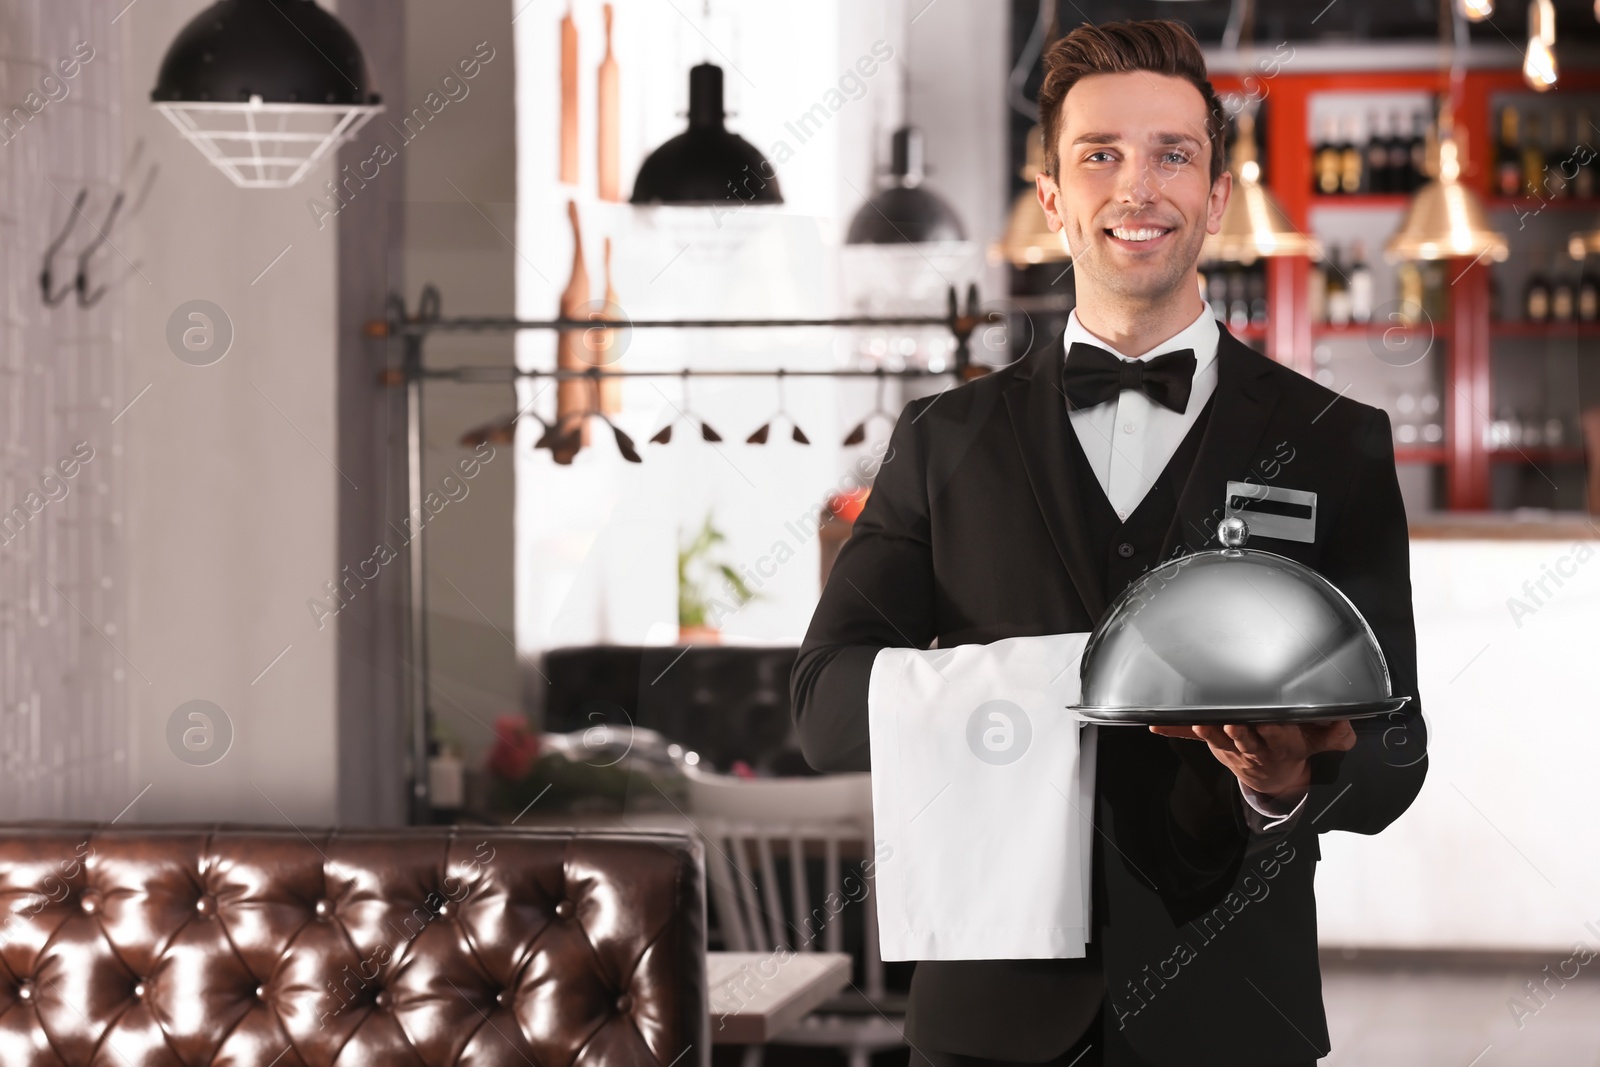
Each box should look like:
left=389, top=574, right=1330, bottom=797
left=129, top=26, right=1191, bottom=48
left=1117, top=542, right=1136, bottom=558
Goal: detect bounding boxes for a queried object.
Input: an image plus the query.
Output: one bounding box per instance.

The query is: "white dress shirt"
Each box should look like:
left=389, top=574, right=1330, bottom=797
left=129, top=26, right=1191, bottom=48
left=1062, top=306, right=1305, bottom=827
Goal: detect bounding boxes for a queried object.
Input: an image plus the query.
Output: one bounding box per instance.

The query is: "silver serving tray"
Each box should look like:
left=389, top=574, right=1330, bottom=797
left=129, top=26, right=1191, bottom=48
left=1066, top=695, right=1410, bottom=726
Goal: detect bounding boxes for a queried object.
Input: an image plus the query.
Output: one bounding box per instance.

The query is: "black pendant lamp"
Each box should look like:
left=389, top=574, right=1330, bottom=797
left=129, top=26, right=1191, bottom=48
left=630, top=63, right=782, bottom=206
left=846, top=126, right=965, bottom=244
left=151, top=0, right=382, bottom=188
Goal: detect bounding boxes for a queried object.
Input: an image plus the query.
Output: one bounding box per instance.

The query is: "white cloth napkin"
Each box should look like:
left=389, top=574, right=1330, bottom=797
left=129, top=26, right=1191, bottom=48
left=868, top=633, right=1096, bottom=961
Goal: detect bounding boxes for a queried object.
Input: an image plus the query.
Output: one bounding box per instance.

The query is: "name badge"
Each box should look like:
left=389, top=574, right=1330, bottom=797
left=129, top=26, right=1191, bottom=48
left=1225, top=481, right=1317, bottom=544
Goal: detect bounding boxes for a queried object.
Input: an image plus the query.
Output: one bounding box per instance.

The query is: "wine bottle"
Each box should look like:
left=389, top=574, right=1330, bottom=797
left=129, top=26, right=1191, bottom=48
left=1522, top=113, right=1547, bottom=199
left=1574, top=108, right=1596, bottom=199
left=1227, top=266, right=1250, bottom=330
left=1316, top=116, right=1343, bottom=196
left=1410, top=111, right=1431, bottom=190
left=1248, top=266, right=1268, bottom=326
left=1579, top=260, right=1599, bottom=321
left=1552, top=264, right=1576, bottom=323
left=1340, top=115, right=1364, bottom=195
left=1365, top=110, right=1390, bottom=193
left=1388, top=108, right=1413, bottom=193
left=1547, top=110, right=1569, bottom=200
left=1496, top=106, right=1523, bottom=198
left=1397, top=261, right=1424, bottom=326
left=1524, top=248, right=1551, bottom=323
left=1349, top=240, right=1374, bottom=324
left=1326, top=244, right=1352, bottom=326
left=1308, top=256, right=1328, bottom=325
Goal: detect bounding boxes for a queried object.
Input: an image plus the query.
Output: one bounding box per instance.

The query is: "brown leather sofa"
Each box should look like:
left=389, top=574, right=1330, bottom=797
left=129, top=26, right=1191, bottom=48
left=0, top=825, right=708, bottom=1066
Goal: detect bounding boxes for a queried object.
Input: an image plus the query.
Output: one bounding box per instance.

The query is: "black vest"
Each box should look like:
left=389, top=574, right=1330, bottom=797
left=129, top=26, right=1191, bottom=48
left=1068, top=393, right=1216, bottom=614
left=1066, top=391, right=1216, bottom=960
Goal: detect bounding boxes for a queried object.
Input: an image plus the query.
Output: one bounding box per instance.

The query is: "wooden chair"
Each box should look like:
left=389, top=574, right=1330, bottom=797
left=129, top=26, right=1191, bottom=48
left=684, top=766, right=906, bottom=1067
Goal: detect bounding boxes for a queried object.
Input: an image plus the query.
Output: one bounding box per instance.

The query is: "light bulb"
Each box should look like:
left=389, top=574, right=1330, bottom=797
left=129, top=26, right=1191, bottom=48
left=1457, top=0, right=1492, bottom=20
left=1525, top=0, right=1558, bottom=91
left=1525, top=35, right=1558, bottom=91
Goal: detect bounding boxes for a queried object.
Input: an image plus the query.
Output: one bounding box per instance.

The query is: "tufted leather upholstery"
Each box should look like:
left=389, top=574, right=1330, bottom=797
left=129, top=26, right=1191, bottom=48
left=0, top=825, right=708, bottom=1067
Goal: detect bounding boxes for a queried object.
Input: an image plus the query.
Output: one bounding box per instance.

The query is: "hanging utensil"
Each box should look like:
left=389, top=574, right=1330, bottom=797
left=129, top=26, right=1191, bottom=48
left=649, top=370, right=722, bottom=444
left=747, top=369, right=810, bottom=444
left=843, top=370, right=894, bottom=445
left=587, top=376, right=640, bottom=462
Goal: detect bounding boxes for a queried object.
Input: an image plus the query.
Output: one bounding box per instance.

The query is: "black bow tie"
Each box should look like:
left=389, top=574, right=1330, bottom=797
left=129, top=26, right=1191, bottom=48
left=1063, top=342, right=1196, bottom=415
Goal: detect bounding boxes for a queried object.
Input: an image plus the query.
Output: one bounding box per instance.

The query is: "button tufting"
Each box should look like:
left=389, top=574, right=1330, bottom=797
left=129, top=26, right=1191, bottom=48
left=553, top=899, right=574, bottom=919
left=494, top=989, right=509, bottom=1007
left=615, top=993, right=633, bottom=1013
left=435, top=901, right=450, bottom=919
left=195, top=895, right=215, bottom=917
left=255, top=985, right=267, bottom=1000
left=17, top=981, right=33, bottom=1002
left=373, top=989, right=391, bottom=1010
left=80, top=891, right=101, bottom=915
left=314, top=898, right=333, bottom=920
left=132, top=982, right=146, bottom=1000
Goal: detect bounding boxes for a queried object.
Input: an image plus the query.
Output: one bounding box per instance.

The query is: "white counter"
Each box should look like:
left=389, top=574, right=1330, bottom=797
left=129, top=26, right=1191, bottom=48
left=1315, top=528, right=1600, bottom=951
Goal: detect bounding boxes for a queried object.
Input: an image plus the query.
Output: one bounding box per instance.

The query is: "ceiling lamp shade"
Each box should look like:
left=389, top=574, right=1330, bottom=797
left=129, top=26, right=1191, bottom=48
left=847, top=126, right=966, bottom=244
left=151, top=0, right=382, bottom=188
left=993, top=124, right=1069, bottom=266
left=1203, top=112, right=1321, bottom=263
left=630, top=63, right=782, bottom=206
left=1456, top=0, right=1493, bottom=20
left=1384, top=110, right=1508, bottom=263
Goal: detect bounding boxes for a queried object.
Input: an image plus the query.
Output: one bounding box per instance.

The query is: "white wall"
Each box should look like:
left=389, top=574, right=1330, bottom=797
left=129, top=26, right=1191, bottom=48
left=121, top=0, right=339, bottom=824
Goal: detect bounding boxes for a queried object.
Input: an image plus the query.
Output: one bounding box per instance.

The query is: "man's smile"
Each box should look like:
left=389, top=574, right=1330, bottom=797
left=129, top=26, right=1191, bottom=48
left=1103, top=222, right=1176, bottom=250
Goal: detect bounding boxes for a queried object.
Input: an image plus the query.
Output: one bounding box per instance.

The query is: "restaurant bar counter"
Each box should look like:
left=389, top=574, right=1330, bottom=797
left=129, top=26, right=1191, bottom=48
left=1313, top=512, right=1600, bottom=951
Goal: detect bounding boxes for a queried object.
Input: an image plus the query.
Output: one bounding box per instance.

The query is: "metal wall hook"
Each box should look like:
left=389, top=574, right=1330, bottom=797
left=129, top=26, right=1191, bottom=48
left=40, top=189, right=87, bottom=306
left=747, top=368, right=810, bottom=445
left=650, top=368, right=721, bottom=444
left=75, top=191, right=127, bottom=307
left=843, top=369, right=894, bottom=446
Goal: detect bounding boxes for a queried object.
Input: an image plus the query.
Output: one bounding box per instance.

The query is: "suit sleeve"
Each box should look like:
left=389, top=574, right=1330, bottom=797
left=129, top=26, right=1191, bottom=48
left=791, top=397, right=938, bottom=773
left=1301, top=408, right=1429, bottom=836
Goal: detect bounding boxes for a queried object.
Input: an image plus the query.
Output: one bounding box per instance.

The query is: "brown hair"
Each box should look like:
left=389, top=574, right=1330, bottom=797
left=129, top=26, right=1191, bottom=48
left=1038, top=19, right=1227, bottom=187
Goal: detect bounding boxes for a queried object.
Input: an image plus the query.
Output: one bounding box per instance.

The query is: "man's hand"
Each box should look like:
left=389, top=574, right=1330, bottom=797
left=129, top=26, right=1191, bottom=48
left=1148, top=721, right=1357, bottom=799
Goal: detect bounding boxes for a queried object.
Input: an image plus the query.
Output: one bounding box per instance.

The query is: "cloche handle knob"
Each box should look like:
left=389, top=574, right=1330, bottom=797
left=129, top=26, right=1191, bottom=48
left=1218, top=515, right=1249, bottom=549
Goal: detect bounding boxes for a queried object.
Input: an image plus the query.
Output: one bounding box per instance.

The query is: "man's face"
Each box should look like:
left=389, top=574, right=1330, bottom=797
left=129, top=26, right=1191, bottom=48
left=1037, top=71, right=1229, bottom=305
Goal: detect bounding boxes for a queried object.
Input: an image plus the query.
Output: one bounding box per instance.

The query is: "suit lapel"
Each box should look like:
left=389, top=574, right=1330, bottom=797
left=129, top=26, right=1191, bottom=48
left=1002, top=335, right=1109, bottom=621
left=1002, top=325, right=1286, bottom=620
left=1160, top=327, right=1285, bottom=560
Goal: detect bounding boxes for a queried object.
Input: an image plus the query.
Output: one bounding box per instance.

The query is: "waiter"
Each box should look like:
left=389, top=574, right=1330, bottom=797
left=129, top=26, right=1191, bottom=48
left=792, top=18, right=1427, bottom=1067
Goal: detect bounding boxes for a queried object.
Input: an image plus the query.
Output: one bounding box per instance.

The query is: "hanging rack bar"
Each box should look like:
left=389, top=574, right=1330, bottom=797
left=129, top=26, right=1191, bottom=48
left=383, top=280, right=994, bottom=824
left=369, top=313, right=977, bottom=336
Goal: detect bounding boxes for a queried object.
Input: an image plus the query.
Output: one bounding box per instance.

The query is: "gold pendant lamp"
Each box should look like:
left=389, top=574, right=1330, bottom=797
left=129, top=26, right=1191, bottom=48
left=1203, top=109, right=1322, bottom=263
left=992, top=125, right=1070, bottom=266
left=1385, top=0, right=1507, bottom=263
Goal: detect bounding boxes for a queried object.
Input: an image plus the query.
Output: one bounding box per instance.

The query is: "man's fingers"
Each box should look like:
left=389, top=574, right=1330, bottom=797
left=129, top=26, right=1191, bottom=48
left=1224, top=723, right=1270, bottom=757
left=1149, top=724, right=1204, bottom=740
left=1193, top=724, right=1239, bottom=753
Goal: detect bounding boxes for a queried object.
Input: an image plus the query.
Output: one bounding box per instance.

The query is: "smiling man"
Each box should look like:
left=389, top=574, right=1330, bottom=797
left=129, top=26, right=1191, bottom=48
left=792, top=18, right=1427, bottom=1067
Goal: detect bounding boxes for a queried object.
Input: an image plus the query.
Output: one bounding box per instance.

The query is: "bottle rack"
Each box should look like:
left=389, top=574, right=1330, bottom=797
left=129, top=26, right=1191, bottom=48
left=1211, top=66, right=1600, bottom=511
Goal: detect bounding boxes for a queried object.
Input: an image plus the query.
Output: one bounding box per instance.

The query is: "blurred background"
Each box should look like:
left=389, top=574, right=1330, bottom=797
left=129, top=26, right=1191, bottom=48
left=3, top=0, right=1600, bottom=1063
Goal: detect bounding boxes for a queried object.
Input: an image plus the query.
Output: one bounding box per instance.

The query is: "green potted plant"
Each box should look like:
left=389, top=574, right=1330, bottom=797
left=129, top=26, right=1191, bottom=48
left=678, top=513, right=758, bottom=643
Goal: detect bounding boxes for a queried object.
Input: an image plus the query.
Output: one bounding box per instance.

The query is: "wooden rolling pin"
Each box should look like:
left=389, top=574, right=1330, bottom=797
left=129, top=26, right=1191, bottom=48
left=597, top=4, right=620, bottom=201
left=554, top=199, right=592, bottom=463
left=559, top=2, right=579, bottom=186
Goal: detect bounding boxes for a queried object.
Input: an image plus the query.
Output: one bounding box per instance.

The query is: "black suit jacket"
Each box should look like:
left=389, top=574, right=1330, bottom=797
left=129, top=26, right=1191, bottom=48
left=791, top=325, right=1428, bottom=1065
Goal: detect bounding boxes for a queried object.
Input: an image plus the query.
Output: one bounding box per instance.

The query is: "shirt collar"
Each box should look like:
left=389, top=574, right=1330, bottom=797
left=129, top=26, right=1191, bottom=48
left=1062, top=304, right=1219, bottom=373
